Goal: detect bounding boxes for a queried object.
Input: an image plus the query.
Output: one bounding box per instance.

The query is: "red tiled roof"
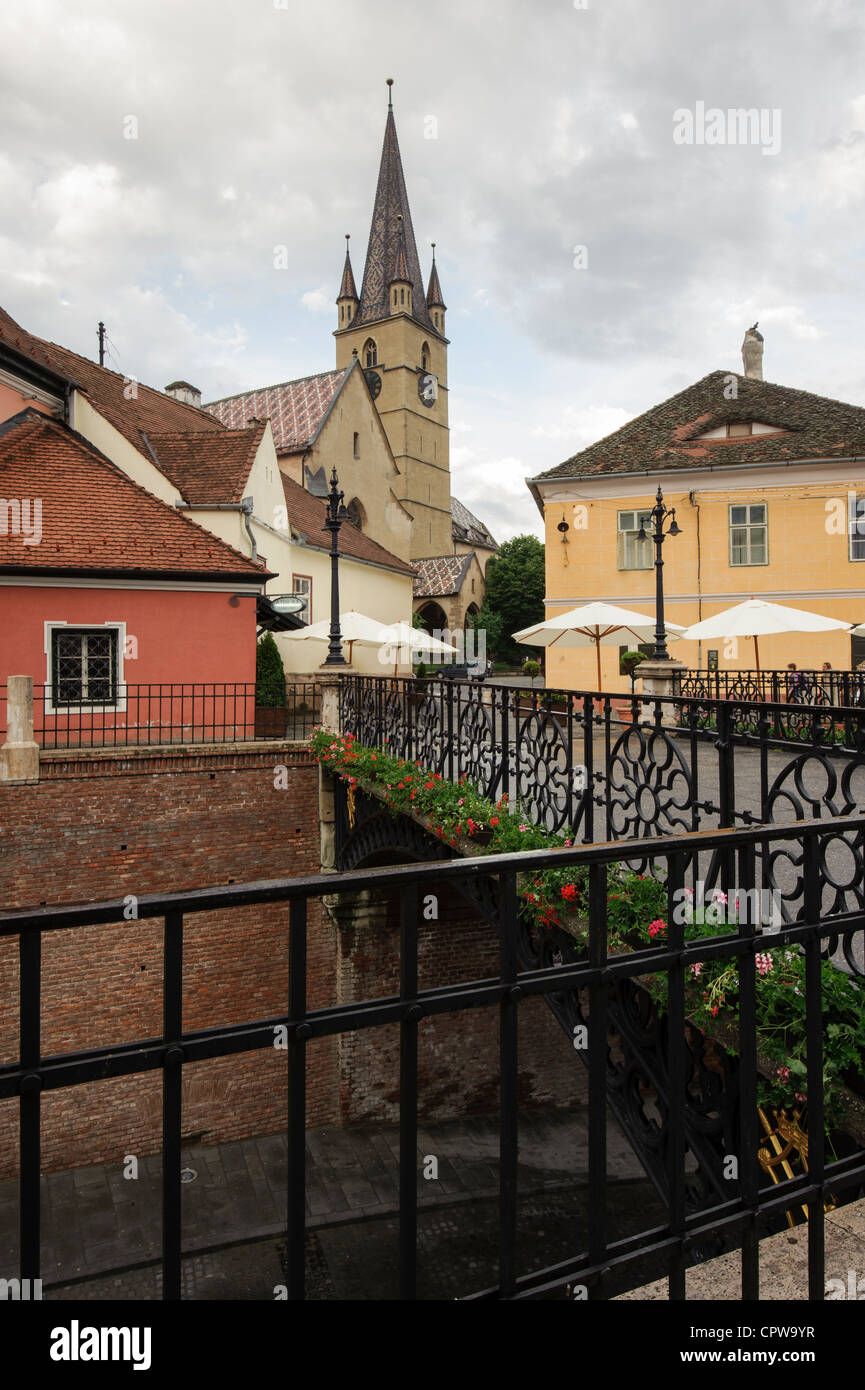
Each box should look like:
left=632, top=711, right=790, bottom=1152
left=146, top=422, right=266, bottom=505
left=0, top=411, right=269, bottom=581
left=204, top=369, right=348, bottom=454
left=280, top=472, right=415, bottom=576
left=413, top=554, right=471, bottom=597
left=0, top=304, right=226, bottom=451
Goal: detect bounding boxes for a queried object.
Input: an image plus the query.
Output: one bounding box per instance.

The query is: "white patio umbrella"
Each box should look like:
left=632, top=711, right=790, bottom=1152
left=281, top=609, right=389, bottom=663
left=376, top=621, right=459, bottom=675
left=513, top=601, right=685, bottom=691
left=679, top=598, right=852, bottom=673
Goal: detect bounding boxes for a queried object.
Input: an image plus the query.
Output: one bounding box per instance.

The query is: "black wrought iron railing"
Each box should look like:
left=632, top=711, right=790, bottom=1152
left=0, top=682, right=321, bottom=750
left=2, top=815, right=863, bottom=1300
left=678, top=667, right=865, bottom=707
left=338, top=674, right=865, bottom=848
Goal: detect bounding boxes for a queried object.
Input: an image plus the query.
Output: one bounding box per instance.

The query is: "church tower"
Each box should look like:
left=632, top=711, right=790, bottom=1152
left=334, top=80, right=451, bottom=559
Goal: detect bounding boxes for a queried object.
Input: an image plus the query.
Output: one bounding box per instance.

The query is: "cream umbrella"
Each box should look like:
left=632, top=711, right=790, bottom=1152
left=281, top=609, right=388, bottom=663
left=376, top=621, right=459, bottom=676
left=679, top=598, right=852, bottom=673
left=513, top=601, right=685, bottom=690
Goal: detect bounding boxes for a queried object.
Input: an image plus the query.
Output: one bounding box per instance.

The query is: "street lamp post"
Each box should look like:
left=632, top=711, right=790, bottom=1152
left=638, top=486, right=681, bottom=660
left=323, top=467, right=349, bottom=666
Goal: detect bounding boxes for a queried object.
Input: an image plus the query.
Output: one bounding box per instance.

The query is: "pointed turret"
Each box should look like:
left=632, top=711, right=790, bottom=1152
left=389, top=215, right=413, bottom=316
left=426, top=242, right=446, bottom=334
left=336, top=234, right=359, bottom=329
left=353, top=81, right=436, bottom=332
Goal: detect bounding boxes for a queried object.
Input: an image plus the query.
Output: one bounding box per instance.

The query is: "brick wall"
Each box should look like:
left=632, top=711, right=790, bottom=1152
left=0, top=750, right=585, bottom=1181
left=331, top=882, right=585, bottom=1124
left=0, top=744, right=338, bottom=1178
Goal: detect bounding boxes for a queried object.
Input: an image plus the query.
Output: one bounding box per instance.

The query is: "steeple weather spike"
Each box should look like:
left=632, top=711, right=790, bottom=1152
left=386, top=78, right=393, bottom=108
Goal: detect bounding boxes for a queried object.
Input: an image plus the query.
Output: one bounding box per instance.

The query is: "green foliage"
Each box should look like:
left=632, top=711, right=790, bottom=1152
left=256, top=633, right=286, bottom=707
left=469, top=603, right=504, bottom=657
left=483, top=534, right=545, bottom=663
left=620, top=649, right=646, bottom=681
left=415, top=660, right=428, bottom=680
left=311, top=728, right=865, bottom=1136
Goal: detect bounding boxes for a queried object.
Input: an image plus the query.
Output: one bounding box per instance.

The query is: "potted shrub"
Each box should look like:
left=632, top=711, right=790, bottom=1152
left=620, top=649, right=646, bottom=694
left=522, top=658, right=541, bottom=689
left=255, top=633, right=287, bottom=737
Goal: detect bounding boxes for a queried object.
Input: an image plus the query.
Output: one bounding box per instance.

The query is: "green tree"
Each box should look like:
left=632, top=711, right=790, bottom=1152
left=483, top=534, right=545, bottom=663
left=256, top=632, right=286, bottom=706
left=469, top=603, right=504, bottom=659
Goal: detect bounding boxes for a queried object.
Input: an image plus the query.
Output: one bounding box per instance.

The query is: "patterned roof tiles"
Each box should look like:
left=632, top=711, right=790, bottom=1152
left=354, top=108, right=436, bottom=334
left=412, top=554, right=472, bottom=598
left=204, top=369, right=347, bottom=454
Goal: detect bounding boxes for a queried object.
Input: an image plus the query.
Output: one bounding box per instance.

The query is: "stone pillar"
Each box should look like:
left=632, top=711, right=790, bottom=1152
left=317, top=673, right=343, bottom=735
left=637, top=658, right=687, bottom=726
left=316, top=673, right=343, bottom=870
left=1, top=675, right=40, bottom=782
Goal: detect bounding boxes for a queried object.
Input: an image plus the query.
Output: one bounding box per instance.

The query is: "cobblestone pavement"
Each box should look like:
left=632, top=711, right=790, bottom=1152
left=1, top=1109, right=661, bottom=1300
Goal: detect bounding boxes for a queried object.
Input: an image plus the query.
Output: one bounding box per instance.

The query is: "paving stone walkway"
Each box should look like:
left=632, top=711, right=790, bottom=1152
left=0, top=1109, right=654, bottom=1299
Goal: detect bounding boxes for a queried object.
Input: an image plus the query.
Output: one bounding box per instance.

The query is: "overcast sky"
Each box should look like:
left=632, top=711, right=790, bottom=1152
left=2, top=0, right=865, bottom=543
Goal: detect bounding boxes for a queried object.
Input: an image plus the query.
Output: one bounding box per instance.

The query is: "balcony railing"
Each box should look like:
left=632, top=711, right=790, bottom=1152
left=0, top=682, right=321, bottom=750
left=2, top=814, right=863, bottom=1299
left=677, top=667, right=865, bottom=707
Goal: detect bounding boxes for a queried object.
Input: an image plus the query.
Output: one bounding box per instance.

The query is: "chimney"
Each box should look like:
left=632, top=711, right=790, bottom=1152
left=741, top=323, right=764, bottom=380
left=164, top=380, right=202, bottom=409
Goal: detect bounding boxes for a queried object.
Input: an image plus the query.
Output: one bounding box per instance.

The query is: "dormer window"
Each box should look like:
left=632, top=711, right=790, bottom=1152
left=694, top=420, right=783, bottom=441
left=363, top=339, right=377, bottom=367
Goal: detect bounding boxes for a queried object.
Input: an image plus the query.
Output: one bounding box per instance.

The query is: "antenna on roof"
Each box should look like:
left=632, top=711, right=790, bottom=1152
left=386, top=78, right=394, bottom=109
left=97, top=321, right=106, bottom=367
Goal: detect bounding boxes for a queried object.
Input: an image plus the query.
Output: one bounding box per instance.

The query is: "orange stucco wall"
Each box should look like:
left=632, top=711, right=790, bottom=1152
left=0, top=584, right=257, bottom=688
left=0, top=382, right=56, bottom=425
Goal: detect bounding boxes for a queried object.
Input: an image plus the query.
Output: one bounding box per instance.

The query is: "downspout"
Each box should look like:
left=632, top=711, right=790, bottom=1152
left=241, top=496, right=258, bottom=561
left=689, top=491, right=702, bottom=669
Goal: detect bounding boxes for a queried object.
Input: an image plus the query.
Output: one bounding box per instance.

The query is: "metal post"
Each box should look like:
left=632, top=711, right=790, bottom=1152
left=323, top=468, right=348, bottom=666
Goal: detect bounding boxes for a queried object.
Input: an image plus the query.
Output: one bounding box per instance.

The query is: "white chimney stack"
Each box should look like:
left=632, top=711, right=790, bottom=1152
left=164, top=380, right=202, bottom=409
left=741, top=324, right=764, bottom=380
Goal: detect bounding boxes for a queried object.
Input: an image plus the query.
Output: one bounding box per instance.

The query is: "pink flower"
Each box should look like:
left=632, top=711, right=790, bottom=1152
left=690, top=962, right=702, bottom=977
left=458, top=798, right=464, bottom=806
left=776, top=1065, right=790, bottom=1082
left=519, top=823, right=530, bottom=832
left=711, top=889, right=727, bottom=904
left=648, top=919, right=666, bottom=939
left=795, top=1092, right=807, bottom=1104
left=755, top=952, right=773, bottom=977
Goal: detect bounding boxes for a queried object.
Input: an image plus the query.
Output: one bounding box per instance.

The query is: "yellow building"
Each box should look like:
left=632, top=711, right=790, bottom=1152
left=528, top=328, right=865, bottom=691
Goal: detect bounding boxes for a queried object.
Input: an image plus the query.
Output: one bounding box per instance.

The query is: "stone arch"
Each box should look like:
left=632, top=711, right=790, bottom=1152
left=416, top=601, right=448, bottom=635
left=346, top=497, right=366, bottom=531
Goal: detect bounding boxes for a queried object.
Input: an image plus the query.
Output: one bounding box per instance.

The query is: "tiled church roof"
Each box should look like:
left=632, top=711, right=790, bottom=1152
left=205, top=369, right=348, bottom=454
left=413, top=554, right=472, bottom=598
left=451, top=496, right=497, bottom=550
left=353, top=105, right=438, bottom=334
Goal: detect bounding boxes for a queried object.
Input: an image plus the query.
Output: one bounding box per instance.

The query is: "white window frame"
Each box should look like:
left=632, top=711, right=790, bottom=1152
left=617, top=510, right=653, bottom=571
left=849, top=493, right=865, bottom=561
left=44, top=621, right=127, bottom=715
left=292, top=575, right=312, bottom=623
left=729, top=502, right=768, bottom=567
